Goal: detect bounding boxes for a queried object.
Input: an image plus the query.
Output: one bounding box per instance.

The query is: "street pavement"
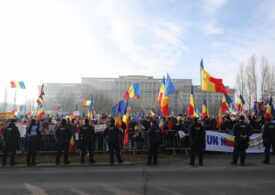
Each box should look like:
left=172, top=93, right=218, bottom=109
left=0, top=154, right=274, bottom=195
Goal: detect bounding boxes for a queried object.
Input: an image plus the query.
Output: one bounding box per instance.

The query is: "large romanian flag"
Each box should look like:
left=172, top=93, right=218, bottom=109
left=124, top=83, right=141, bottom=100
left=201, top=98, right=209, bottom=118
left=88, top=97, right=94, bottom=120
left=10, top=81, right=26, bottom=89
left=188, top=87, right=195, bottom=117
left=237, top=95, right=245, bottom=111
left=158, top=77, right=165, bottom=104
left=200, top=59, right=229, bottom=95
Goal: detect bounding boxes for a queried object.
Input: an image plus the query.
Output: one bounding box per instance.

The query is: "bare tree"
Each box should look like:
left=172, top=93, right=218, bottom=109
left=260, top=56, right=270, bottom=101
left=246, top=55, right=258, bottom=109
left=236, top=63, right=247, bottom=97
left=80, top=85, right=113, bottom=114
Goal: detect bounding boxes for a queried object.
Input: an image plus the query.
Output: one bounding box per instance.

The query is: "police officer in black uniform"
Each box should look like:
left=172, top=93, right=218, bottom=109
left=25, top=119, right=41, bottom=166
left=189, top=117, right=205, bottom=166
left=231, top=115, right=252, bottom=166
left=79, top=119, right=95, bottom=164
left=103, top=119, right=123, bottom=165
left=262, top=117, right=275, bottom=164
left=147, top=117, right=162, bottom=166
left=55, top=119, right=72, bottom=165
left=2, top=119, right=20, bottom=166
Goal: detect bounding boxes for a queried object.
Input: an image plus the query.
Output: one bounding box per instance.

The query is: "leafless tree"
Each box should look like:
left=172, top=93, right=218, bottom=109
left=260, top=56, right=270, bottom=101
left=236, top=62, right=247, bottom=97
left=246, top=55, right=258, bottom=109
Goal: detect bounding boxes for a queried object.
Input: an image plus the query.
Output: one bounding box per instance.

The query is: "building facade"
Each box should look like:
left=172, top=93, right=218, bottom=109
left=42, top=75, right=235, bottom=116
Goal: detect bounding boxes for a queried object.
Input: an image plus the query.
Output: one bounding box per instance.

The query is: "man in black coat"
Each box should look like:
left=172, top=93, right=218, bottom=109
left=104, top=119, right=123, bottom=165
left=55, top=119, right=72, bottom=165
left=25, top=119, right=41, bottom=166
left=147, top=117, right=162, bottom=166
left=2, top=119, right=20, bottom=166
left=79, top=119, right=95, bottom=164
left=189, top=117, right=205, bottom=166
left=231, top=115, right=252, bottom=166
left=262, top=117, right=275, bottom=164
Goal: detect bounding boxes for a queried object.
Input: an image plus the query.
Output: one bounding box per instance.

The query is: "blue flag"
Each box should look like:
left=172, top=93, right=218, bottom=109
left=164, top=73, right=176, bottom=96
left=88, top=96, right=94, bottom=112
left=132, top=113, right=140, bottom=122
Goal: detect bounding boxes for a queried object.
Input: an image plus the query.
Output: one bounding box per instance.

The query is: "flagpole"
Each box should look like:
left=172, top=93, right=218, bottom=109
left=13, top=89, right=17, bottom=110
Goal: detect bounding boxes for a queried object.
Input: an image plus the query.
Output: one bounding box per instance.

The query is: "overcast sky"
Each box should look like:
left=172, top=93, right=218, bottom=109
left=1, top=0, right=275, bottom=103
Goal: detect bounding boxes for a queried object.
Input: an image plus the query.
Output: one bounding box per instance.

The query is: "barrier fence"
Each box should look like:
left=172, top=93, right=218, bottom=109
left=0, top=130, right=188, bottom=154
left=0, top=129, right=263, bottom=155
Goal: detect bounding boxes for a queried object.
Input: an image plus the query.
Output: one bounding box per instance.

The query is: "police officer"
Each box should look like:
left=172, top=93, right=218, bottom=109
left=2, top=119, right=20, bottom=166
left=25, top=119, right=41, bottom=166
left=231, top=115, right=252, bottom=166
left=147, top=117, right=162, bottom=166
left=103, top=119, right=123, bottom=165
left=262, top=117, right=275, bottom=164
left=79, top=119, right=95, bottom=164
left=55, top=119, right=72, bottom=165
left=189, top=117, right=205, bottom=166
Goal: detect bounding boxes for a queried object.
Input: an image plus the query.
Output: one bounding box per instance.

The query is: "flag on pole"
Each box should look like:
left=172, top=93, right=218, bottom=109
left=221, top=94, right=232, bottom=113
left=216, top=106, right=223, bottom=129
left=88, top=96, right=94, bottom=120
left=158, top=76, right=165, bottom=104
left=200, top=59, right=229, bottom=95
left=68, top=136, right=75, bottom=153
left=163, top=73, right=176, bottom=96
left=201, top=98, right=209, bottom=118
left=237, top=95, right=245, bottom=111
left=124, top=83, right=141, bottom=100
left=10, top=81, right=26, bottom=89
left=81, top=100, right=91, bottom=106
left=188, top=87, right=195, bottom=117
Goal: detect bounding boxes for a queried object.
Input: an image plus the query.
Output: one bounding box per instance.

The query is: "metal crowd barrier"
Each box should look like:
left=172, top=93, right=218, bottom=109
left=0, top=130, right=189, bottom=155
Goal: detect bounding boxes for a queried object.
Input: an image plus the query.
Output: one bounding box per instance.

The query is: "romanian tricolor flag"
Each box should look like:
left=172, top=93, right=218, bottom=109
left=158, top=113, right=165, bottom=134
left=201, top=98, right=209, bottom=118
left=124, top=83, right=141, bottom=100
left=188, top=87, right=195, bottom=117
left=36, top=104, right=45, bottom=120
left=194, top=107, right=201, bottom=118
left=221, top=94, right=232, bottom=114
left=36, top=84, right=45, bottom=120
left=81, top=100, right=91, bottom=106
left=150, top=108, right=157, bottom=117
left=112, top=100, right=125, bottom=128
left=158, top=77, right=165, bottom=104
left=159, top=76, right=168, bottom=118
left=200, top=59, right=229, bottom=95
left=161, top=96, right=169, bottom=118
left=265, top=99, right=272, bottom=119
left=237, top=95, right=245, bottom=111
left=14, top=105, right=24, bottom=118
left=216, top=106, right=223, bottom=129
left=68, top=136, right=75, bottom=153
left=88, top=97, right=94, bottom=120
left=10, top=81, right=26, bottom=89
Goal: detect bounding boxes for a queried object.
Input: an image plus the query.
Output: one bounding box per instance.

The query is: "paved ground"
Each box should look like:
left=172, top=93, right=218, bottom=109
left=0, top=154, right=274, bottom=195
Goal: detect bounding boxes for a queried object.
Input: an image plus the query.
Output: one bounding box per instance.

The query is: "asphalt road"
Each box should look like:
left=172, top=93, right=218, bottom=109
left=0, top=154, right=274, bottom=195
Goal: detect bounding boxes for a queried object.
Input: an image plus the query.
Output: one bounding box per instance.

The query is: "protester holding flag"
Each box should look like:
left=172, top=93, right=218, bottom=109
left=79, top=118, right=95, bottom=164
left=25, top=119, right=41, bottom=166
left=55, top=119, right=72, bottom=165
left=104, top=118, right=123, bottom=165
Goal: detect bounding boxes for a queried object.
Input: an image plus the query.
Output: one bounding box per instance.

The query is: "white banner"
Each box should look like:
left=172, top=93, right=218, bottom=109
left=206, top=130, right=265, bottom=153
left=94, top=124, right=107, bottom=133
